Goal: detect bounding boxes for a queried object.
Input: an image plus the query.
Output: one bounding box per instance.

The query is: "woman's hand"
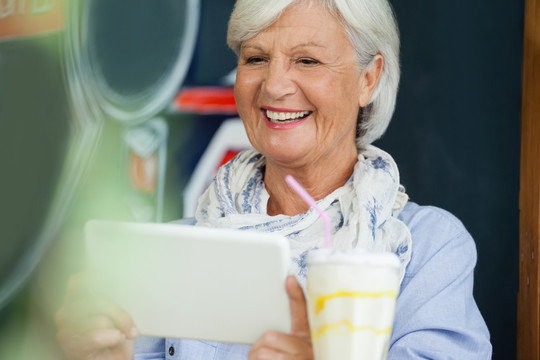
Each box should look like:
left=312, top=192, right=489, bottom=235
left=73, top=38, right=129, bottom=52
left=55, top=272, right=137, bottom=360
left=249, top=275, right=314, bottom=360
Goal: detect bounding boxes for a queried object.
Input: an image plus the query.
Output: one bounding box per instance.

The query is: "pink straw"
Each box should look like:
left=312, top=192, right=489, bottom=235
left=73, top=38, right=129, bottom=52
left=285, top=175, right=332, bottom=249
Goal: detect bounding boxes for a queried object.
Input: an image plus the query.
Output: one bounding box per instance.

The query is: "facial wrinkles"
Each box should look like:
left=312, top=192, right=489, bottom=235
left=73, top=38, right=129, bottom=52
left=265, top=45, right=351, bottom=142
left=252, top=26, right=352, bottom=105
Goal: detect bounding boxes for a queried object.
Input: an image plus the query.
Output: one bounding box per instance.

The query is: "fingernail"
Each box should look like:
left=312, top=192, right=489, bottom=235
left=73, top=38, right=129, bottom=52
left=128, top=326, right=139, bottom=338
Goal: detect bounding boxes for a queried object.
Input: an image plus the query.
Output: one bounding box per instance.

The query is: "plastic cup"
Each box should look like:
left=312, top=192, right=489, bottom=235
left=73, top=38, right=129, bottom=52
left=306, top=248, right=401, bottom=360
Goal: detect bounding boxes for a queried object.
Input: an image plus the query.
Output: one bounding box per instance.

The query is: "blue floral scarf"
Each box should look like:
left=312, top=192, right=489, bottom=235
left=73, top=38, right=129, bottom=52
left=195, top=145, right=412, bottom=284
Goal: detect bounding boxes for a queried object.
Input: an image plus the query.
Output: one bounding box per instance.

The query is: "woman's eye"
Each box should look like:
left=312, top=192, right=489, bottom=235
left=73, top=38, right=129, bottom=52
left=245, top=56, right=266, bottom=64
left=297, top=58, right=319, bottom=65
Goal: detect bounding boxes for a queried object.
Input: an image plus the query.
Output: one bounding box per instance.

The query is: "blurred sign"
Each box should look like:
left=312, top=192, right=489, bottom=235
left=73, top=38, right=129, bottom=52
left=0, top=0, right=65, bottom=40
left=124, top=117, right=168, bottom=222
left=174, top=86, right=237, bottom=115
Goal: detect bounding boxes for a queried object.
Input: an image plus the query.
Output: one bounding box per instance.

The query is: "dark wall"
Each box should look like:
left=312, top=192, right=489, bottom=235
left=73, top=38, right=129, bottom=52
left=378, top=1, right=523, bottom=359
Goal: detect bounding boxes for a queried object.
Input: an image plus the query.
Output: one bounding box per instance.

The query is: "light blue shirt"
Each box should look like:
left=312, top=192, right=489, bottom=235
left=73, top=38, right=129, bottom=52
left=134, top=202, right=492, bottom=359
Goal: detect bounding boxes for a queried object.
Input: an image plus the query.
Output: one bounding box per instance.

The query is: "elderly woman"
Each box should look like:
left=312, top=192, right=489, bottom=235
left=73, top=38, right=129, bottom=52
left=56, top=0, right=492, bottom=359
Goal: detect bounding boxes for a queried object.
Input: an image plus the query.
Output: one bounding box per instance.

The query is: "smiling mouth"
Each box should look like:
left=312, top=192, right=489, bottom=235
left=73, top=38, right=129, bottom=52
left=265, top=110, right=312, bottom=124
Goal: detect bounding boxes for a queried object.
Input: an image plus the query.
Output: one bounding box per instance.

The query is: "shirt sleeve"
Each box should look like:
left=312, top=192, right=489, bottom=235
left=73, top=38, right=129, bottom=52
left=388, top=204, right=492, bottom=359
left=133, top=336, right=165, bottom=360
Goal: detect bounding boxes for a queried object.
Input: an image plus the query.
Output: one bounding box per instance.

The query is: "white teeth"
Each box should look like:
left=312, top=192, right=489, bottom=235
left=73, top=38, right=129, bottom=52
left=266, top=110, right=310, bottom=123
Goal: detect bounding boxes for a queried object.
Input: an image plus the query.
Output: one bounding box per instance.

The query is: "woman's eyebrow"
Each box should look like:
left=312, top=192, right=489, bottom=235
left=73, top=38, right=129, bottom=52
left=240, top=43, right=265, bottom=52
left=291, top=41, right=327, bottom=51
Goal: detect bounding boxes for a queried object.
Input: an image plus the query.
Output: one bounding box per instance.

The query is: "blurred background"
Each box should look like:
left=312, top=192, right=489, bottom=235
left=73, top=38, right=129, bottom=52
left=0, top=0, right=523, bottom=359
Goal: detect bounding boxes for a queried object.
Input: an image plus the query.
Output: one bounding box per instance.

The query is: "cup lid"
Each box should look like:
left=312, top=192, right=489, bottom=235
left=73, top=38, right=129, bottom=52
left=307, top=248, right=400, bottom=268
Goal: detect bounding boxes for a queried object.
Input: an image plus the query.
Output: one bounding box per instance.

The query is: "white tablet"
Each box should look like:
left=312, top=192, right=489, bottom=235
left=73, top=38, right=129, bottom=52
left=85, top=220, right=292, bottom=344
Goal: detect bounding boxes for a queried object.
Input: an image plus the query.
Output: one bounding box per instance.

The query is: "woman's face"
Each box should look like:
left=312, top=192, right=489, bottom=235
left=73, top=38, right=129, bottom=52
left=234, top=2, right=376, bottom=169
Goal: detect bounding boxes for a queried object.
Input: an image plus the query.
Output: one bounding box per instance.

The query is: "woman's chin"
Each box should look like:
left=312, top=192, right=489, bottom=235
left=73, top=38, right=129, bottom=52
left=252, top=132, right=317, bottom=167
left=262, top=148, right=313, bottom=168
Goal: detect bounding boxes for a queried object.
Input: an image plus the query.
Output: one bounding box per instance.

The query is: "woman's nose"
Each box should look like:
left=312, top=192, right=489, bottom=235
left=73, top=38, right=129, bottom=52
left=262, top=61, right=296, bottom=100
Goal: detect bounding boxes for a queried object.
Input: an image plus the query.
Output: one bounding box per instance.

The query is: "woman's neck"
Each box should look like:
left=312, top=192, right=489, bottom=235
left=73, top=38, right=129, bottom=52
left=264, top=149, right=358, bottom=216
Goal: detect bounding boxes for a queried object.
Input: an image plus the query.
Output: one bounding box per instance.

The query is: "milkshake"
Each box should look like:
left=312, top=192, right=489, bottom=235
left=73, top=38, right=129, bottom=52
left=306, top=249, right=401, bottom=360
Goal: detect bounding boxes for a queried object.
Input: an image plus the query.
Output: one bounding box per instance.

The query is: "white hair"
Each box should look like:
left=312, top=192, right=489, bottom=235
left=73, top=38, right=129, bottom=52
left=227, top=0, right=400, bottom=148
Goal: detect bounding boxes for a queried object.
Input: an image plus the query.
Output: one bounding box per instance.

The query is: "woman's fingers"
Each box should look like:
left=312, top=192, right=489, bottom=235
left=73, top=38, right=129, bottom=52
left=248, top=344, right=288, bottom=360
left=57, top=328, right=125, bottom=352
left=248, top=276, right=313, bottom=359
left=84, top=328, right=128, bottom=351
left=89, top=299, right=138, bottom=339
left=56, top=310, right=136, bottom=360
left=70, top=315, right=115, bottom=335
left=285, top=275, right=310, bottom=337
left=57, top=273, right=138, bottom=339
left=56, top=297, right=136, bottom=337
left=56, top=272, right=138, bottom=360
left=251, top=330, right=308, bottom=354
left=249, top=330, right=313, bottom=359
left=57, top=327, right=134, bottom=360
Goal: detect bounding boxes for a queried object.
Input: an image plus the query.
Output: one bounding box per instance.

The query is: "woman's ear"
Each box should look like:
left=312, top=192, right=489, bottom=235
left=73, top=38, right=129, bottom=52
left=358, top=54, right=384, bottom=107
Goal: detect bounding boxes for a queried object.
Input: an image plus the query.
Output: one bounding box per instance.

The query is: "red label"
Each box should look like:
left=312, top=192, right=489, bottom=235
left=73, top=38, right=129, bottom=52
left=174, top=87, right=237, bottom=115
left=0, top=0, right=65, bottom=41
left=217, top=150, right=241, bottom=171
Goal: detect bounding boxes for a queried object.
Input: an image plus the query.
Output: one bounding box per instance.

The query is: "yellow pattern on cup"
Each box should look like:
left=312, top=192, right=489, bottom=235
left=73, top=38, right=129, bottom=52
left=313, top=319, right=393, bottom=342
left=314, top=290, right=398, bottom=315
